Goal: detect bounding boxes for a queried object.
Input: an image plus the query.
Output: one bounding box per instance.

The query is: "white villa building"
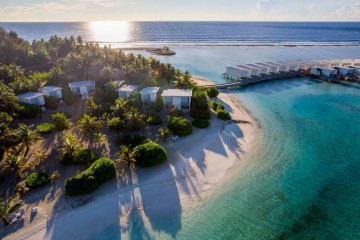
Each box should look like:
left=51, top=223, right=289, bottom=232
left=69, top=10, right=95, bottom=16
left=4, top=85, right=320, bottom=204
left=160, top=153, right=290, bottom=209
left=161, top=89, right=192, bottom=111
left=117, top=85, right=138, bottom=98
left=140, top=87, right=160, bottom=104
left=256, top=63, right=279, bottom=73
left=247, top=64, right=269, bottom=75
left=39, top=86, right=63, bottom=101
left=17, top=92, right=46, bottom=110
left=349, top=66, right=360, bottom=76
left=68, top=80, right=96, bottom=100
left=320, top=68, right=338, bottom=77
left=277, top=61, right=299, bottom=71
left=236, top=65, right=261, bottom=77
left=266, top=62, right=289, bottom=72
left=225, top=67, right=250, bottom=79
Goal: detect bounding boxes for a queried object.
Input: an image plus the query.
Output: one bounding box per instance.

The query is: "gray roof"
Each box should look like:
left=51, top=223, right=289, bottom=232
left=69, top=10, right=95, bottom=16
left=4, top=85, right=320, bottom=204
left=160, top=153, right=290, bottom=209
left=17, top=92, right=45, bottom=99
left=117, top=85, right=138, bottom=92
left=68, top=80, right=96, bottom=88
left=161, top=89, right=192, bottom=97
left=39, top=86, right=62, bottom=92
left=140, top=87, right=160, bottom=94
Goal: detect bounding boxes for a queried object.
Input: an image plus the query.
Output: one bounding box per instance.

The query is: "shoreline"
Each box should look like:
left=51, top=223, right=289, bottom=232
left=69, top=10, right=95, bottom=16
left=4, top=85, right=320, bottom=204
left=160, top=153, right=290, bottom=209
left=2, top=77, right=261, bottom=240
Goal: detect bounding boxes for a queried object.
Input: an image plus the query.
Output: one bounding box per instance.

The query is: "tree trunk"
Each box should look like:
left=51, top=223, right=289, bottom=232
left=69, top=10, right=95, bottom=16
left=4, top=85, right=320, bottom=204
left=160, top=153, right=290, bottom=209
left=1, top=216, right=10, bottom=226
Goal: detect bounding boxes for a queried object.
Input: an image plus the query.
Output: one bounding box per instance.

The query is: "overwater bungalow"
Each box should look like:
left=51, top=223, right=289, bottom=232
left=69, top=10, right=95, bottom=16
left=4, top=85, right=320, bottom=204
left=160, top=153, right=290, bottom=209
left=256, top=63, right=279, bottom=73
left=236, top=65, right=261, bottom=77
left=335, top=67, right=354, bottom=77
left=17, top=92, right=46, bottom=110
left=266, top=62, right=289, bottom=72
left=161, top=89, right=192, bottom=111
left=68, top=80, right=96, bottom=100
left=349, top=66, right=360, bottom=76
left=277, top=61, right=299, bottom=71
left=247, top=64, right=269, bottom=75
left=225, top=67, right=251, bottom=79
left=320, top=68, right=338, bottom=77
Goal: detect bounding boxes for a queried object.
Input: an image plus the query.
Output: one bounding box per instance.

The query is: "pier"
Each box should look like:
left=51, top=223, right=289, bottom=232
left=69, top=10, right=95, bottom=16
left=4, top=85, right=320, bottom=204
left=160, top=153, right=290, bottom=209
left=203, top=59, right=360, bottom=89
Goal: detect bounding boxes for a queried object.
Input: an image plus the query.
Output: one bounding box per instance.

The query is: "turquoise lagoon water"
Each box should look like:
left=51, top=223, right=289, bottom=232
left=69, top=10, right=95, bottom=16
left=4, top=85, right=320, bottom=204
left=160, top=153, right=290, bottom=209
left=93, top=45, right=360, bottom=240
left=93, top=78, right=360, bottom=240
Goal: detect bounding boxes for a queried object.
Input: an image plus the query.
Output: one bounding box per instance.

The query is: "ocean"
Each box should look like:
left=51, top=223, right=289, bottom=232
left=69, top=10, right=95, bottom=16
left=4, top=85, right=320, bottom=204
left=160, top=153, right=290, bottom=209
left=2, top=22, right=360, bottom=239
left=1, top=22, right=360, bottom=47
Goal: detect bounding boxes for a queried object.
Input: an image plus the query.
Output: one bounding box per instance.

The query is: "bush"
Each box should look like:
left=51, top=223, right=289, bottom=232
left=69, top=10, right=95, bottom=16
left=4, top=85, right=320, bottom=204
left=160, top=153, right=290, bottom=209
left=51, top=112, right=71, bottom=131
left=107, top=117, right=124, bottom=133
left=192, top=119, right=210, bottom=128
left=168, top=109, right=184, bottom=118
left=59, top=149, right=97, bottom=165
left=146, top=115, right=163, bottom=125
left=207, top=87, right=219, bottom=99
left=134, top=142, right=167, bottom=167
left=210, top=101, right=225, bottom=111
left=25, top=172, right=50, bottom=188
left=36, top=123, right=55, bottom=133
left=167, top=117, right=193, bottom=136
left=17, top=102, right=41, bottom=119
left=119, top=134, right=150, bottom=148
left=63, top=87, right=75, bottom=105
left=216, top=109, right=231, bottom=120
left=65, top=158, right=116, bottom=196
left=51, top=111, right=71, bottom=119
left=190, top=90, right=211, bottom=120
left=44, top=96, right=59, bottom=109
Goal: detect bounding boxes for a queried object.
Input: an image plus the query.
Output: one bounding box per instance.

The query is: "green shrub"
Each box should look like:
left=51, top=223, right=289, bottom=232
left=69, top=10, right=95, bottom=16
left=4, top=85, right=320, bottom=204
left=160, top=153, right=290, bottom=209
left=51, top=111, right=71, bottom=119
left=119, top=134, right=150, bottom=148
left=59, top=149, right=97, bottom=165
left=190, top=90, right=211, bottom=120
left=216, top=109, right=231, bottom=120
left=206, top=87, right=219, bottom=99
left=134, top=142, right=167, bottom=167
left=107, top=117, right=125, bottom=133
left=192, top=119, right=210, bottom=128
left=65, top=158, right=116, bottom=196
left=210, top=101, right=225, bottom=111
left=63, top=87, right=75, bottom=105
left=36, top=123, right=55, bottom=133
left=51, top=112, right=71, bottom=131
left=44, top=96, right=59, bottom=109
left=25, top=172, right=50, bottom=188
left=167, top=117, right=193, bottom=136
left=17, top=102, right=41, bottom=119
left=146, top=115, right=163, bottom=125
left=168, top=109, right=184, bottom=118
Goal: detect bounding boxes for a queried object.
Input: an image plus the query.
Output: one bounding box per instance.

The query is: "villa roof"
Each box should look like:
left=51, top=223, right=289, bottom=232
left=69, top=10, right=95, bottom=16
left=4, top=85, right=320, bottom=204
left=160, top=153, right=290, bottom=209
left=68, top=80, right=96, bottom=88
left=17, top=92, right=45, bottom=99
left=39, top=86, right=62, bottom=92
left=236, top=65, right=260, bottom=71
left=117, top=85, right=138, bottom=92
left=161, top=89, right=192, bottom=97
left=140, top=87, right=160, bottom=94
left=226, top=66, right=250, bottom=72
left=320, top=67, right=337, bottom=71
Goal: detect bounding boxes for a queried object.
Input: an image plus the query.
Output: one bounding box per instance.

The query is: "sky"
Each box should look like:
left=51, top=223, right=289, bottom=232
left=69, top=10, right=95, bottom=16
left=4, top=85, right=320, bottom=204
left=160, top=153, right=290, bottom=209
left=0, top=0, right=359, bottom=22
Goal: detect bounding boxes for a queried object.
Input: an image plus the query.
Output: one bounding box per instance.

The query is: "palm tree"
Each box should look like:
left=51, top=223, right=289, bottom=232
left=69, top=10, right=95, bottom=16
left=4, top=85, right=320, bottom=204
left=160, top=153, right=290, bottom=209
left=77, top=114, right=102, bottom=140
left=116, top=145, right=137, bottom=171
left=16, top=124, right=43, bottom=157
left=32, top=150, right=48, bottom=169
left=0, top=195, right=24, bottom=225
left=0, top=83, right=20, bottom=113
left=124, top=107, right=145, bottom=131
left=110, top=98, right=128, bottom=117
left=58, top=133, right=81, bottom=159
left=2, top=149, right=27, bottom=180
left=94, top=133, right=106, bottom=146
left=157, top=127, right=171, bottom=142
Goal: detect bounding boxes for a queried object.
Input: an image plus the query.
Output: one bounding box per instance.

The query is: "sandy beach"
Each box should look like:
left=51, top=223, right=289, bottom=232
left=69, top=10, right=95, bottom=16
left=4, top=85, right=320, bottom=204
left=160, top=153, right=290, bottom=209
left=2, top=78, right=260, bottom=240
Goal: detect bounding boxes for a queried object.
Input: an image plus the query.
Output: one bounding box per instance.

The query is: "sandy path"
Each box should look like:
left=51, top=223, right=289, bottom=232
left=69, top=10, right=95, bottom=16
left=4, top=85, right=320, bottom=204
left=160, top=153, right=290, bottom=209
left=2, top=78, right=260, bottom=240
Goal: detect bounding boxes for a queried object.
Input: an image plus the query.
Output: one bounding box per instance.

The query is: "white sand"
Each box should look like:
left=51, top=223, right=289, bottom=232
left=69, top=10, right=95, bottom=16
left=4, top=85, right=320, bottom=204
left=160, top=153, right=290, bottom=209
left=2, top=79, right=260, bottom=240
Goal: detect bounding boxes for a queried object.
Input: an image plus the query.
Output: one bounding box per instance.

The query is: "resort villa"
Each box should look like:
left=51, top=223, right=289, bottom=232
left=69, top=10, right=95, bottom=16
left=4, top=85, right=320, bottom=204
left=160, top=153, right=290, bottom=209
left=349, top=66, right=360, bottom=76
left=140, top=87, right=160, bottom=104
left=336, top=67, right=354, bottom=77
left=311, top=67, right=338, bottom=77
left=266, top=62, right=289, bottom=72
left=39, top=86, right=63, bottom=102
left=256, top=63, right=279, bottom=73
left=161, top=89, right=192, bottom=111
left=225, top=67, right=251, bottom=80
left=247, top=64, right=269, bottom=75
left=236, top=65, right=261, bottom=77
left=68, top=80, right=96, bottom=100
left=17, top=92, right=46, bottom=110
left=117, top=85, right=138, bottom=98
left=277, top=61, right=299, bottom=71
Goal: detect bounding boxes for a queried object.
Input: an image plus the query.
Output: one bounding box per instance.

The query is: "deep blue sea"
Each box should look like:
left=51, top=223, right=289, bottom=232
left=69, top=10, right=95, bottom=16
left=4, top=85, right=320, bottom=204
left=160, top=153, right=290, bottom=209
left=2, top=22, right=359, bottom=239
left=1, top=22, right=360, bottom=47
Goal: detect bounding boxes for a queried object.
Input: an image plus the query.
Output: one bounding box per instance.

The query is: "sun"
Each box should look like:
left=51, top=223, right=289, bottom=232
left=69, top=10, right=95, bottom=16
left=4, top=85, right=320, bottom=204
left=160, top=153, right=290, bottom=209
left=89, top=21, right=130, bottom=44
